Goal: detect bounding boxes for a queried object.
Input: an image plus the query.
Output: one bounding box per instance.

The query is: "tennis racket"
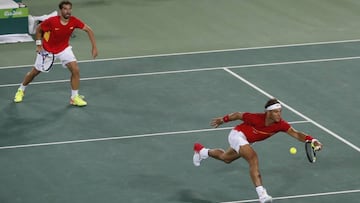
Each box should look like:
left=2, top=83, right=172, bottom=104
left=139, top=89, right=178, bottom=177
left=305, top=141, right=317, bottom=163
left=38, top=50, right=55, bottom=72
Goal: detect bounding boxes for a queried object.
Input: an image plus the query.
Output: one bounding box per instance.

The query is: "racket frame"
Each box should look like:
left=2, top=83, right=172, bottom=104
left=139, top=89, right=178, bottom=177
left=39, top=51, right=55, bottom=72
left=305, top=141, right=317, bottom=163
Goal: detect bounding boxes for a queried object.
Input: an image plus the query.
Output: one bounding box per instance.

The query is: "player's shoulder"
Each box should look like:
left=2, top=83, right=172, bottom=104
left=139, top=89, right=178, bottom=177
left=245, top=112, right=265, bottom=117
left=279, top=118, right=291, bottom=129
left=69, top=16, right=83, bottom=22
left=41, top=15, right=59, bottom=24
left=69, top=16, right=85, bottom=27
left=243, top=112, right=265, bottom=120
left=48, top=15, right=60, bottom=21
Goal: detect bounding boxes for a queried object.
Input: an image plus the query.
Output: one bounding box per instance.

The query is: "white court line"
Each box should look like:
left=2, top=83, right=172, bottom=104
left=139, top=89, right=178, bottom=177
left=220, top=189, right=360, bottom=203
left=1, top=38, right=360, bottom=70
left=0, top=121, right=308, bottom=150
left=223, top=68, right=360, bottom=153
left=2, top=55, right=360, bottom=88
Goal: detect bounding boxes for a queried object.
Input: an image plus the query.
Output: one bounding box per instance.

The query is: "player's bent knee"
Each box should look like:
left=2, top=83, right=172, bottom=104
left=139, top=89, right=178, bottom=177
left=68, top=67, right=80, bottom=76
left=248, top=157, right=259, bottom=168
left=220, top=155, right=235, bottom=164
left=66, top=62, right=79, bottom=71
left=223, top=159, right=233, bottom=164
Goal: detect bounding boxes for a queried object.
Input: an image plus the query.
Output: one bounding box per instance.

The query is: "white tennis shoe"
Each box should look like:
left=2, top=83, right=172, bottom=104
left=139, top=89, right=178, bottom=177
left=259, top=189, right=273, bottom=203
left=193, top=152, right=202, bottom=166
left=193, top=143, right=205, bottom=166
left=259, top=194, right=272, bottom=203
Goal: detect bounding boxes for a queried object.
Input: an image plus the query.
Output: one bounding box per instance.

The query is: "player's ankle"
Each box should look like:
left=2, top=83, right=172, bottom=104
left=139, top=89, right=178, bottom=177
left=71, top=90, right=79, bottom=98
left=19, top=84, right=27, bottom=91
left=256, top=186, right=267, bottom=196
left=199, top=148, right=209, bottom=159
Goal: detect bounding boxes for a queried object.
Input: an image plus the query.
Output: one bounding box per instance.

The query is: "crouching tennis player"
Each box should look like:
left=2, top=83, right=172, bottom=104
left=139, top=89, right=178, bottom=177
left=14, top=0, right=97, bottom=106
left=193, top=98, right=323, bottom=203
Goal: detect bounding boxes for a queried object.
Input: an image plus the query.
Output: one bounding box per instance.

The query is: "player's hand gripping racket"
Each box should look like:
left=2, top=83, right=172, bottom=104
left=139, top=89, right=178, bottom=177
left=38, top=50, right=54, bottom=72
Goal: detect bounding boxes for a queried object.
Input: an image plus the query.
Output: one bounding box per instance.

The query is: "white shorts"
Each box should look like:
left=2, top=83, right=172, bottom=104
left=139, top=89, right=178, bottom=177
left=34, top=46, right=77, bottom=72
left=228, top=129, right=250, bottom=153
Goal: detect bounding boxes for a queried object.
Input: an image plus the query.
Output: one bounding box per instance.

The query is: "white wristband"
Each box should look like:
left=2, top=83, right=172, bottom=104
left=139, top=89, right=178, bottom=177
left=35, top=40, right=42, bottom=46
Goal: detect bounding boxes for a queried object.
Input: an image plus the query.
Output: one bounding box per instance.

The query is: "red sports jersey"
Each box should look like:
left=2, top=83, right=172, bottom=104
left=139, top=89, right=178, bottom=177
left=234, top=112, right=291, bottom=143
left=41, top=16, right=85, bottom=54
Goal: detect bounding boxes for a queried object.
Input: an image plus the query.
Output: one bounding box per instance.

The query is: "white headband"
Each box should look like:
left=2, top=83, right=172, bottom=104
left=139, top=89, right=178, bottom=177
left=266, top=103, right=282, bottom=111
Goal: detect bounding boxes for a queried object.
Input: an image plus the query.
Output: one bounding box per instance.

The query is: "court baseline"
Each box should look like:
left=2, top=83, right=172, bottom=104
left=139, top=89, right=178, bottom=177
left=221, top=189, right=360, bottom=203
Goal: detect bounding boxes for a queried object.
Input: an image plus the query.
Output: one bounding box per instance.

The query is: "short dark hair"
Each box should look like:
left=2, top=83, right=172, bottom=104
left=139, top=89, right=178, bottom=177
left=59, top=1, right=72, bottom=9
left=264, top=98, right=280, bottom=109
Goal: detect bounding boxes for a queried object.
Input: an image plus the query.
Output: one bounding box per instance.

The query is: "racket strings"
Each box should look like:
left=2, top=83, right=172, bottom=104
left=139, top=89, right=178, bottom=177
left=39, top=51, right=55, bottom=72
left=305, top=142, right=316, bottom=163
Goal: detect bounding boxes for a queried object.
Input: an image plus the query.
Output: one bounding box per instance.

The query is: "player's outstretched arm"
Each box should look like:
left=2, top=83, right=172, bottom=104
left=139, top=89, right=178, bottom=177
left=210, top=112, right=243, bottom=128
left=286, top=127, right=323, bottom=151
left=82, top=24, right=98, bottom=59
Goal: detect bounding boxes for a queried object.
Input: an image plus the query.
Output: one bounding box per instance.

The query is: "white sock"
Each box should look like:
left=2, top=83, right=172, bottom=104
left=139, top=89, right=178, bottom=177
left=71, top=90, right=79, bottom=98
left=199, top=148, right=209, bottom=159
left=256, top=186, right=267, bottom=197
left=19, top=84, right=27, bottom=91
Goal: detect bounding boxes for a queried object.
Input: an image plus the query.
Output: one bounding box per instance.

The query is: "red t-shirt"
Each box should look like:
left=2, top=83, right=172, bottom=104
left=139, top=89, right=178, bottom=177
left=234, top=112, right=291, bottom=143
left=41, top=16, right=85, bottom=54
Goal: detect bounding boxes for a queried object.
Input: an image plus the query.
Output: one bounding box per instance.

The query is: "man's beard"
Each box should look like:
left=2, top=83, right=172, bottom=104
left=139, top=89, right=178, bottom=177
left=63, top=13, right=71, bottom=19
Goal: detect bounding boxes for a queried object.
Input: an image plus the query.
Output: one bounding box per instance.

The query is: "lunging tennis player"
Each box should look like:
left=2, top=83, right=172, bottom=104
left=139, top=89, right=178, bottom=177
left=193, top=98, right=323, bottom=203
left=14, top=0, right=98, bottom=106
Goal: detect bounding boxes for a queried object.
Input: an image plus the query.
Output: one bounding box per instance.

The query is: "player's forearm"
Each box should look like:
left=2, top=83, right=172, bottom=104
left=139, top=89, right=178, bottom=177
left=210, top=112, right=242, bottom=128
left=35, top=25, right=43, bottom=41
left=296, top=131, right=314, bottom=143
left=298, top=131, right=323, bottom=150
left=222, top=112, right=243, bottom=123
left=35, top=26, right=43, bottom=51
left=287, top=128, right=312, bottom=142
left=86, top=28, right=97, bottom=49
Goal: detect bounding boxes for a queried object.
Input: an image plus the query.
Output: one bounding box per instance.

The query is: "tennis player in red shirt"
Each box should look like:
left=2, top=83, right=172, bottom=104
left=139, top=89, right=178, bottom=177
left=193, top=98, right=323, bottom=203
left=14, top=0, right=98, bottom=106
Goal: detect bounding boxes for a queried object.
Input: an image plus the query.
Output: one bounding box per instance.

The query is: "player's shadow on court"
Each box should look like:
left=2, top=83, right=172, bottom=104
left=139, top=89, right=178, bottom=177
left=0, top=102, right=68, bottom=140
left=176, top=189, right=215, bottom=203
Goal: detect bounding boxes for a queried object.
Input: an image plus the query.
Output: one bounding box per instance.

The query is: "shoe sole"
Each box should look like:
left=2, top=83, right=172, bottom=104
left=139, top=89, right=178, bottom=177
left=260, top=197, right=273, bottom=203
left=70, top=103, right=87, bottom=107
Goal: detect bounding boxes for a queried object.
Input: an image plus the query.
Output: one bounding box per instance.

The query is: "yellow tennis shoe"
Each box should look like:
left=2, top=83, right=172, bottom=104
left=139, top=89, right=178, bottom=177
left=14, top=89, right=25, bottom=103
left=70, top=94, right=87, bottom=107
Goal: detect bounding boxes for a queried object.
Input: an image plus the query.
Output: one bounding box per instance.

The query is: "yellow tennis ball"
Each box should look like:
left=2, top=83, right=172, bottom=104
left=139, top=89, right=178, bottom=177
left=290, top=147, right=297, bottom=154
